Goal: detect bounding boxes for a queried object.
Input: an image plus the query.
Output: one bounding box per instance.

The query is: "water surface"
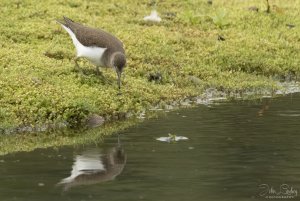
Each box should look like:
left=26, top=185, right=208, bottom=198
left=1, top=93, right=300, bottom=201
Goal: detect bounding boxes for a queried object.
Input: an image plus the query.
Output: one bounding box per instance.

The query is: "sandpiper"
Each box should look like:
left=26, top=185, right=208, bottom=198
left=57, top=16, right=126, bottom=89
left=57, top=136, right=126, bottom=191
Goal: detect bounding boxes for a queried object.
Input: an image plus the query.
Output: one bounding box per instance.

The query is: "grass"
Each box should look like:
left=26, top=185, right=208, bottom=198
left=0, top=0, right=300, bottom=154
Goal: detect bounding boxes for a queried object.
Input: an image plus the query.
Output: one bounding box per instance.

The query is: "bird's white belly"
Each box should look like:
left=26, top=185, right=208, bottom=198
left=77, top=45, right=107, bottom=66
left=61, top=25, right=107, bottom=66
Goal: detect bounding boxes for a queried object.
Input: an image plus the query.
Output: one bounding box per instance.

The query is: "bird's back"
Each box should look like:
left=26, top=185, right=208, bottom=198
left=62, top=17, right=124, bottom=53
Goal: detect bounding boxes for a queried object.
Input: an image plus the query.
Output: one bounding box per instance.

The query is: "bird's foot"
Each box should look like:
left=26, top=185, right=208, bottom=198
left=95, top=67, right=101, bottom=76
left=96, top=70, right=112, bottom=84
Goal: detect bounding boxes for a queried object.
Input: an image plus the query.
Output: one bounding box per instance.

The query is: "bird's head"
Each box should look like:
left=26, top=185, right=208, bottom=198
left=112, top=52, right=126, bottom=90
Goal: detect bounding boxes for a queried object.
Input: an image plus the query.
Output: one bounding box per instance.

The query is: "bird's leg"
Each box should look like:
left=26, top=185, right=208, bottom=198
left=117, top=134, right=121, bottom=147
left=96, top=66, right=111, bottom=83
left=74, top=57, right=81, bottom=71
left=96, top=66, right=101, bottom=76
left=96, top=66, right=105, bottom=78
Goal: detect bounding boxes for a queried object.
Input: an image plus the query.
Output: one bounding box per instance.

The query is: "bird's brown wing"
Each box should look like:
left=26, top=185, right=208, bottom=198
left=63, top=17, right=124, bottom=51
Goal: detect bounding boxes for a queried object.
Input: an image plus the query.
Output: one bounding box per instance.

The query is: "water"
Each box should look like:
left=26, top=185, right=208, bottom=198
left=1, top=93, right=300, bottom=201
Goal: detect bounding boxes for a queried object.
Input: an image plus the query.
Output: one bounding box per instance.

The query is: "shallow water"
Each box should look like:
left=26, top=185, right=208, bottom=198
left=1, top=93, right=300, bottom=201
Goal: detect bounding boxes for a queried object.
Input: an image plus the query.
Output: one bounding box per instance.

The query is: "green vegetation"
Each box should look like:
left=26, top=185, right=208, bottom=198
left=0, top=119, right=138, bottom=155
left=0, top=0, right=299, bottom=154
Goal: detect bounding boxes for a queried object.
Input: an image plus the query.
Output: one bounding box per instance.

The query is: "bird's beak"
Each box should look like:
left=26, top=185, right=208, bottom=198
left=117, top=70, right=122, bottom=90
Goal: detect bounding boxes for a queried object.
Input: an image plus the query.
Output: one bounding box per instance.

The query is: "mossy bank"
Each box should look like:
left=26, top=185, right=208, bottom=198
left=0, top=0, right=300, bottom=153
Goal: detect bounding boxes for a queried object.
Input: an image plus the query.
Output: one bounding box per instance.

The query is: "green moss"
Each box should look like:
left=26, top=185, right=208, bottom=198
left=0, top=0, right=299, bottom=153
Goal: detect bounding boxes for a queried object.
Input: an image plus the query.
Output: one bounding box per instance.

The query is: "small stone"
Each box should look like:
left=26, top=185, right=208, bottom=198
left=86, top=114, right=105, bottom=128
left=165, top=105, right=174, bottom=110
left=188, top=76, right=202, bottom=85
left=180, top=100, right=191, bottom=106
left=148, top=72, right=162, bottom=82
left=207, top=0, right=212, bottom=5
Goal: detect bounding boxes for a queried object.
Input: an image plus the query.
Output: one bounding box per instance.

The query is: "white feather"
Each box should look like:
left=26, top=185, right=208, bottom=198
left=61, top=24, right=107, bottom=66
left=144, top=10, right=162, bottom=22
left=156, top=136, right=189, bottom=142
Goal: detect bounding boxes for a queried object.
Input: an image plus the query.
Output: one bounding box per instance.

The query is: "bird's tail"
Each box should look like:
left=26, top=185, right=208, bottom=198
left=55, top=16, right=74, bottom=27
left=55, top=19, right=66, bottom=26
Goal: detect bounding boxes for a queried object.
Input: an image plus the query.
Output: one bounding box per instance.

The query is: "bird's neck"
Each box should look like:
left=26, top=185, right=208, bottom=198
left=110, top=52, right=126, bottom=68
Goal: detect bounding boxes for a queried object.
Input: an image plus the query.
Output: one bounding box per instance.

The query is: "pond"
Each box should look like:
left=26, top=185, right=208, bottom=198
left=1, top=93, right=300, bottom=201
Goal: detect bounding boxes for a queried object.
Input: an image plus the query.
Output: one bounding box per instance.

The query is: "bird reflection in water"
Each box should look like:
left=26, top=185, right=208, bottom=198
left=57, top=136, right=126, bottom=191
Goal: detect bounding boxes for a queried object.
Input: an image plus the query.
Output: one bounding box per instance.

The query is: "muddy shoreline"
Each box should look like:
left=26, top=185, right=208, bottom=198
left=2, top=81, right=299, bottom=135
